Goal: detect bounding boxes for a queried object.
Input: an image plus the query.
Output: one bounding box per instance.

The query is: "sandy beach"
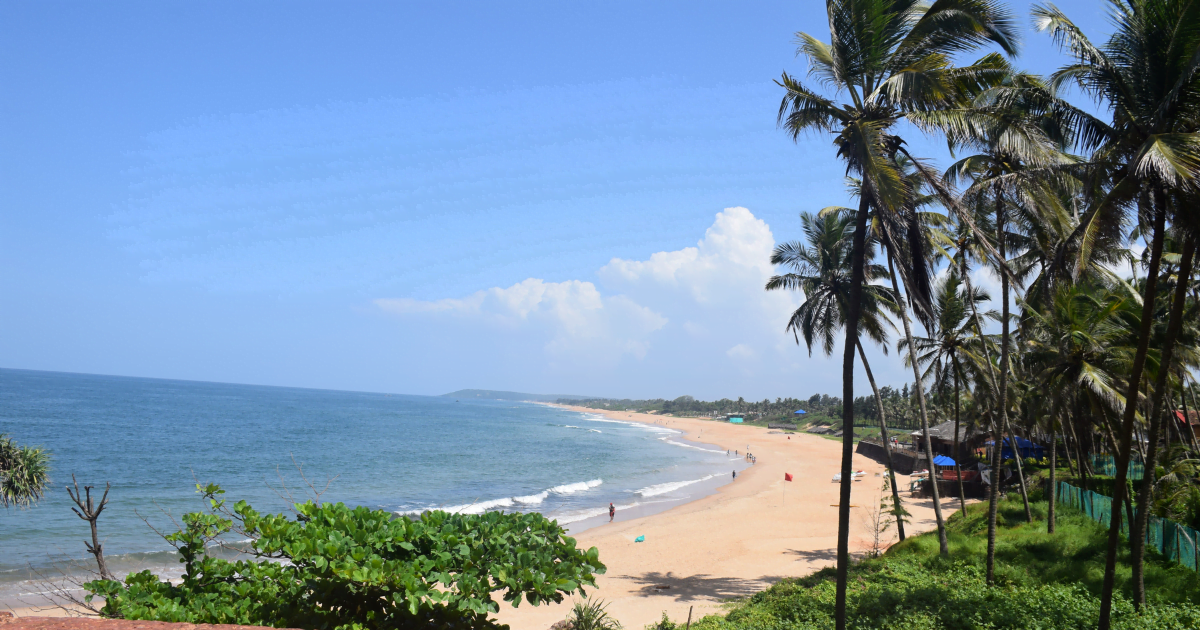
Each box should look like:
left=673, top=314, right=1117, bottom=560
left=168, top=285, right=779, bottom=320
left=8, top=405, right=966, bottom=628
left=494, top=405, right=965, bottom=630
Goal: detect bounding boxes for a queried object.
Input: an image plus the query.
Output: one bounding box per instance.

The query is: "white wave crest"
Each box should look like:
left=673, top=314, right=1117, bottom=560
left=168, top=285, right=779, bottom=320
left=636, top=474, right=721, bottom=498
left=395, top=479, right=603, bottom=517
left=658, top=437, right=722, bottom=452
left=550, top=479, right=603, bottom=494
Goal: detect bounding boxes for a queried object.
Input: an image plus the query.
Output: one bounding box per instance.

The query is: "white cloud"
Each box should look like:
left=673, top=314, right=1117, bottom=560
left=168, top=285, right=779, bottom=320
left=375, top=207, right=811, bottom=392
left=376, top=278, right=667, bottom=363
left=726, top=343, right=756, bottom=360
left=600, top=207, right=776, bottom=303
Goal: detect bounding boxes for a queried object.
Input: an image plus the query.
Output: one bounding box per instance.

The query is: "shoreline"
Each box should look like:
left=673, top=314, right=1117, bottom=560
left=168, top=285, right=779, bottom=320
left=10, top=404, right=968, bottom=628
left=494, top=403, right=968, bottom=630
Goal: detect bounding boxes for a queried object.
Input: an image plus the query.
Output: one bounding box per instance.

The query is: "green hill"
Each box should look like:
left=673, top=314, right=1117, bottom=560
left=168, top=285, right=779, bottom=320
left=440, top=389, right=592, bottom=402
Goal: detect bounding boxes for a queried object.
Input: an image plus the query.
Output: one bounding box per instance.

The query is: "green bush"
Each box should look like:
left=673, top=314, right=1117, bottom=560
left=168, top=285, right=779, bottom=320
left=687, top=496, right=1200, bottom=629
left=568, top=599, right=622, bottom=630
left=86, top=484, right=605, bottom=630
left=689, top=561, right=1199, bottom=629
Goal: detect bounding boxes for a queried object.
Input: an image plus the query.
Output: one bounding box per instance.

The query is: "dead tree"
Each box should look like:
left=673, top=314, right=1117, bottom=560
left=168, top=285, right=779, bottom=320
left=67, top=475, right=113, bottom=581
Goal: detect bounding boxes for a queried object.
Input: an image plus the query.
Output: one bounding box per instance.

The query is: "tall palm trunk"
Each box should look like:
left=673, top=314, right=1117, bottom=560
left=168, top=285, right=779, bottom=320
left=995, top=197, right=1032, bottom=522
left=834, top=196, right=870, bottom=630
left=1099, top=197, right=1167, bottom=630
left=952, top=354, right=967, bottom=519
left=1183, top=379, right=1200, bottom=454
left=857, top=340, right=906, bottom=540
left=1131, top=236, right=1195, bottom=608
left=887, top=253, right=948, bottom=555
left=1048, top=428, right=1058, bottom=533
left=956, top=261, right=1008, bottom=584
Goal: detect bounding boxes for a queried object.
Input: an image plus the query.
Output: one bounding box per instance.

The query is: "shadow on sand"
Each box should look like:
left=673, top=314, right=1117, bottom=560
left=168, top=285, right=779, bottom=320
left=620, top=571, right=788, bottom=601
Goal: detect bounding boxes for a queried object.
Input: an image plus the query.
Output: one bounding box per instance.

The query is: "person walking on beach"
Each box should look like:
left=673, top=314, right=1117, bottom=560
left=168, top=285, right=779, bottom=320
left=732, top=470, right=736, bottom=480
left=609, top=502, right=615, bottom=522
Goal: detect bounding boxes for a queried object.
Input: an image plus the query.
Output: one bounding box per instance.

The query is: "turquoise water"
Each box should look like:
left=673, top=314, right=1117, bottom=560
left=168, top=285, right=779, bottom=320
left=0, top=368, right=744, bottom=600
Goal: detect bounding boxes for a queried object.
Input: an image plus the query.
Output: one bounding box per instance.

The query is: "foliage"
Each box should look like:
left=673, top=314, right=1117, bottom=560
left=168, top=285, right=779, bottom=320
left=567, top=599, right=622, bottom=630
left=562, top=395, right=846, bottom=427
left=689, top=497, right=1200, bottom=629
left=0, top=433, right=50, bottom=508
left=85, top=484, right=605, bottom=630
left=644, top=612, right=677, bottom=630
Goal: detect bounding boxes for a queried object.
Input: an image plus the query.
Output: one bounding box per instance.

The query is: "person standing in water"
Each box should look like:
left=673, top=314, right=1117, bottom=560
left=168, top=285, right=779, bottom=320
left=732, top=470, right=736, bottom=479
left=609, top=502, right=615, bottom=522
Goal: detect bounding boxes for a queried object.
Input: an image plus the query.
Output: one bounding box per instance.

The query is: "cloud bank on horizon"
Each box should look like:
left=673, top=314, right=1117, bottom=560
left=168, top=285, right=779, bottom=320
left=374, top=207, right=901, bottom=398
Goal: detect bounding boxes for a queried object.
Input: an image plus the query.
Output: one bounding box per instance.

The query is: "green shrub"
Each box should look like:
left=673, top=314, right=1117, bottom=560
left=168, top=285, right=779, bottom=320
left=689, top=561, right=1200, bottom=629
left=687, top=496, right=1200, bottom=629
left=568, top=599, right=622, bottom=630
left=85, top=484, right=605, bottom=630
left=644, top=611, right=677, bottom=630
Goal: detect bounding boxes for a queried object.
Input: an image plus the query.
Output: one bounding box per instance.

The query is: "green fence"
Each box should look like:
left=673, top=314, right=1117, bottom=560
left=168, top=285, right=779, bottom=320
left=1089, top=454, right=1145, bottom=480
left=1058, top=481, right=1199, bottom=571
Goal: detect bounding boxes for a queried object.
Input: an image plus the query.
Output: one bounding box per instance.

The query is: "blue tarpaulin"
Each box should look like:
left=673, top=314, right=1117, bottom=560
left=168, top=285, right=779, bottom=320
left=933, top=455, right=956, bottom=466
left=986, top=436, right=1045, bottom=461
left=794, top=410, right=807, bottom=414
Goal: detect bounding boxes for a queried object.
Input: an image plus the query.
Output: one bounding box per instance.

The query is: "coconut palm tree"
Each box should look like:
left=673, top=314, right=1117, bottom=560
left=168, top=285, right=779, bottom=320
left=0, top=434, right=50, bottom=509
left=766, top=210, right=908, bottom=540
left=776, top=4, right=1017, bottom=621
left=903, top=271, right=992, bottom=519
left=1034, top=2, right=1200, bottom=624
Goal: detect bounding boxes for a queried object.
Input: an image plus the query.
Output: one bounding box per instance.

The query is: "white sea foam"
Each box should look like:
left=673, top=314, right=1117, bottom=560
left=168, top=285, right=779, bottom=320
left=636, top=473, right=721, bottom=498
left=395, top=479, right=603, bottom=517
left=659, top=437, right=723, bottom=452
left=513, top=491, right=550, bottom=505
left=549, top=479, right=603, bottom=494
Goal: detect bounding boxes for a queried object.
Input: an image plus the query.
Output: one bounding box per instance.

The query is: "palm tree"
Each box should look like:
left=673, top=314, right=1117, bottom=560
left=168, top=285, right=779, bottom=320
left=776, top=4, right=1017, bottom=621
left=1131, top=230, right=1197, bottom=606
left=904, top=271, right=992, bottom=519
left=1035, top=3, right=1200, bottom=624
left=0, top=434, right=50, bottom=509
left=766, top=211, right=908, bottom=540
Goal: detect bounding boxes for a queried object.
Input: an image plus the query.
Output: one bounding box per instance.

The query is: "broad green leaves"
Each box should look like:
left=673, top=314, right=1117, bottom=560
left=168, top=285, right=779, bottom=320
left=85, top=485, right=604, bottom=630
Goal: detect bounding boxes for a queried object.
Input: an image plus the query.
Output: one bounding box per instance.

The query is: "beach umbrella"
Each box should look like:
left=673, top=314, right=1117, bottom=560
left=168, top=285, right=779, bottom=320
left=793, top=410, right=807, bottom=414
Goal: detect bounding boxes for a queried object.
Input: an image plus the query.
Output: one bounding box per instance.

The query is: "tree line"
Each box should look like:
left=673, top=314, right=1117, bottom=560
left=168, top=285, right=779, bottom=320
left=766, top=1, right=1200, bottom=629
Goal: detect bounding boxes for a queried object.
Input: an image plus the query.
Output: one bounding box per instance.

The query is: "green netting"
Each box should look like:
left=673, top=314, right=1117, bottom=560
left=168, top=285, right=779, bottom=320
left=1058, top=481, right=1199, bottom=571
left=1089, top=454, right=1145, bottom=480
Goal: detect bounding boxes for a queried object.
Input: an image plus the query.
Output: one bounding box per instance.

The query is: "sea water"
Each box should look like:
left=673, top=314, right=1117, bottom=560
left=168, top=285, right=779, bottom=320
left=0, top=368, right=747, bottom=604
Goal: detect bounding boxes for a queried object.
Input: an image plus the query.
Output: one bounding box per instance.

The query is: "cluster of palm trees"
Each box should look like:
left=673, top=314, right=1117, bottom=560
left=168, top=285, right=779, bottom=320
left=766, top=1, right=1200, bottom=628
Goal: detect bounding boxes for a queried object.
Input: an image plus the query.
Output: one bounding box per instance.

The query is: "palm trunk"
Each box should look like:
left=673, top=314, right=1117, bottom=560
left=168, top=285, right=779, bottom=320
left=1185, top=376, right=1195, bottom=453
left=1183, top=379, right=1200, bottom=454
left=1099, top=196, right=1166, bottom=630
left=857, top=340, right=906, bottom=541
left=834, top=195, right=870, bottom=630
left=952, top=354, right=967, bottom=520
left=888, top=252, right=948, bottom=555
left=1131, top=236, right=1194, bottom=608
left=1048, top=428, right=1058, bottom=533
left=995, top=196, right=1032, bottom=523
left=957, top=259, right=1007, bottom=584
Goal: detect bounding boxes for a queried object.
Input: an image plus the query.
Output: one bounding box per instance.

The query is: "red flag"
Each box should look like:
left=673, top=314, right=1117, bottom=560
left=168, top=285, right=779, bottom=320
left=784, top=473, right=793, bottom=481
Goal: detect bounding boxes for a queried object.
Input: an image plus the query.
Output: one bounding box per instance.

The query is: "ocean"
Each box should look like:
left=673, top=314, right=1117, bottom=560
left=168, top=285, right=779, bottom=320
left=0, top=368, right=746, bottom=605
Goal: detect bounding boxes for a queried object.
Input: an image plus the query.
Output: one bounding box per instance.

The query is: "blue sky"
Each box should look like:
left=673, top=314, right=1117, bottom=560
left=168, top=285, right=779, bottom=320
left=1, top=1, right=1112, bottom=400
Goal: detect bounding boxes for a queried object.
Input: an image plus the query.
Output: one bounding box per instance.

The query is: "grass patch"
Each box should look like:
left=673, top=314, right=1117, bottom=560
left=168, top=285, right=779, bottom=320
left=673, top=495, right=1200, bottom=629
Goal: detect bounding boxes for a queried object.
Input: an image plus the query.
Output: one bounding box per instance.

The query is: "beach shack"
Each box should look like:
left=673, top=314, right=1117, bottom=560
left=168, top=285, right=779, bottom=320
left=1176, top=410, right=1200, bottom=440
left=726, top=414, right=744, bottom=423
left=910, top=420, right=988, bottom=463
